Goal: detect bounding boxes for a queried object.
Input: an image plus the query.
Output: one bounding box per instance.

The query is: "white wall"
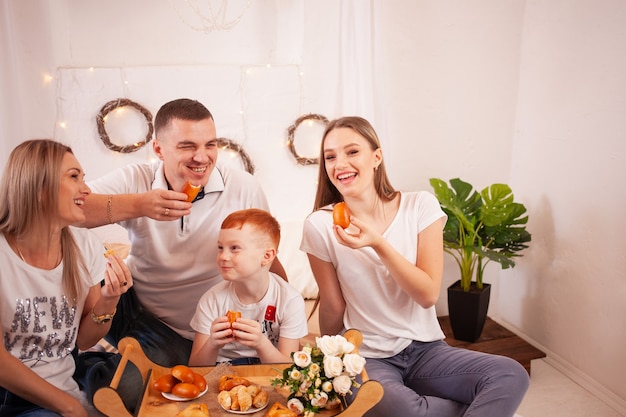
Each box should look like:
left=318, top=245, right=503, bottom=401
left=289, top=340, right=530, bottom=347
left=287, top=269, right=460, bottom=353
left=505, top=0, right=626, bottom=411
left=1, top=0, right=625, bottom=413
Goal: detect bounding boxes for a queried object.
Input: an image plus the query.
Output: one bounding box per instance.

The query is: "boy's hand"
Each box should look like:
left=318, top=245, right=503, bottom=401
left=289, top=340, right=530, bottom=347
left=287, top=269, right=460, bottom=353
left=209, top=317, right=235, bottom=347
left=231, top=318, right=266, bottom=349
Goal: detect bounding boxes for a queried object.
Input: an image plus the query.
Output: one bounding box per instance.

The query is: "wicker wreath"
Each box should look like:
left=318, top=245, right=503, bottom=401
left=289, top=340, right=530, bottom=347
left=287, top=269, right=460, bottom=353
left=287, top=113, right=329, bottom=165
left=216, top=138, right=255, bottom=175
left=96, top=98, right=154, bottom=153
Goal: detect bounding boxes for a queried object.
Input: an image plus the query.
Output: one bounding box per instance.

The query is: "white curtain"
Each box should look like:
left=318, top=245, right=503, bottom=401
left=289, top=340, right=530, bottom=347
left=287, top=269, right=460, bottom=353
left=334, top=0, right=387, bottom=149
left=0, top=1, right=19, bottom=166
left=337, top=0, right=376, bottom=120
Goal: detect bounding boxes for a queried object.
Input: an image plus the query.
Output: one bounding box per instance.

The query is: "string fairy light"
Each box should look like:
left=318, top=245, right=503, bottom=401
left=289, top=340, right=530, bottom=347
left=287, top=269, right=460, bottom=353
left=237, top=63, right=319, bottom=167
left=171, top=0, right=253, bottom=33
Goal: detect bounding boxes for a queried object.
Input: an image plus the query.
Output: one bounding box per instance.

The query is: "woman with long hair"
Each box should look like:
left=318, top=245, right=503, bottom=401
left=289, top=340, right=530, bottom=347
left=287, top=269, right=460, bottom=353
left=301, top=117, right=529, bottom=416
left=0, top=139, right=132, bottom=417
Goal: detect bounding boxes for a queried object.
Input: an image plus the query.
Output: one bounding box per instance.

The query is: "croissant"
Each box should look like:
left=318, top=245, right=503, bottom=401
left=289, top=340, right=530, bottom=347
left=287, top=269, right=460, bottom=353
left=229, top=386, right=240, bottom=411
left=217, top=390, right=231, bottom=410
left=218, top=374, right=251, bottom=392
left=237, top=385, right=253, bottom=412
left=253, top=389, right=269, bottom=409
left=246, top=384, right=260, bottom=398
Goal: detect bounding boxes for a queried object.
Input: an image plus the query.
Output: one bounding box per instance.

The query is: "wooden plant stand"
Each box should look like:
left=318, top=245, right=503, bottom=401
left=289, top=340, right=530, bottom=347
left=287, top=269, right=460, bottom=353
left=438, top=316, right=546, bottom=375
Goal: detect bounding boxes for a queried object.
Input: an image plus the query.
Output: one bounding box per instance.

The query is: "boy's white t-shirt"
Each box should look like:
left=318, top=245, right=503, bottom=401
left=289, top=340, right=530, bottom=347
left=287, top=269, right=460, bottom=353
left=190, top=273, right=309, bottom=363
left=0, top=227, right=106, bottom=393
left=300, top=191, right=447, bottom=358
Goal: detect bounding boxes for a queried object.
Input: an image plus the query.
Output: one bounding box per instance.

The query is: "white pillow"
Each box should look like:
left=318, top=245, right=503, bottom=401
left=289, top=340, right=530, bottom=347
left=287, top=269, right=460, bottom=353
left=278, top=219, right=318, bottom=299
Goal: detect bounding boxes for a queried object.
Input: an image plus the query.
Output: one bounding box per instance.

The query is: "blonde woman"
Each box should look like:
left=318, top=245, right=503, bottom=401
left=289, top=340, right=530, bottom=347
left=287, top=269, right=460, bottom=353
left=301, top=117, right=529, bottom=416
left=0, top=139, right=132, bottom=417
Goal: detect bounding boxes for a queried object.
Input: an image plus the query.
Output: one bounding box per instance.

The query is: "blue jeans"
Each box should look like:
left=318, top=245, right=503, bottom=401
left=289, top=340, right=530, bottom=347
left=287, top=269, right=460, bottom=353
left=0, top=388, right=60, bottom=417
left=103, top=286, right=193, bottom=367
left=75, top=287, right=192, bottom=414
left=359, top=340, right=529, bottom=417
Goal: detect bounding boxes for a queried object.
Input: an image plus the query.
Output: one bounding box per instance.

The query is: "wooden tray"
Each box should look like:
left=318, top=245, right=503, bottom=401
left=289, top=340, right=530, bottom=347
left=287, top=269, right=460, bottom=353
left=94, top=331, right=383, bottom=417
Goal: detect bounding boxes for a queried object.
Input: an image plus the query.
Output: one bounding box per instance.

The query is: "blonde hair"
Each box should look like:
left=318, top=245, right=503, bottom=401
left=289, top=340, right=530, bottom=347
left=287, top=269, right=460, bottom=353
left=0, top=139, right=87, bottom=303
left=313, top=116, right=398, bottom=210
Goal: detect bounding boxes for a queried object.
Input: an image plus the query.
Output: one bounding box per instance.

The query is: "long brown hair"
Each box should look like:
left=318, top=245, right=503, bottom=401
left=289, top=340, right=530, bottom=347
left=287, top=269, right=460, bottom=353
left=313, top=116, right=398, bottom=211
left=0, top=139, right=87, bottom=304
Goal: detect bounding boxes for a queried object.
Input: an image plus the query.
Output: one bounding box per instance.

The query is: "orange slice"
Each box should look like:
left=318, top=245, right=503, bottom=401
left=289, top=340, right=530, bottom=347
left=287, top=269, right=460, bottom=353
left=182, top=181, right=202, bottom=202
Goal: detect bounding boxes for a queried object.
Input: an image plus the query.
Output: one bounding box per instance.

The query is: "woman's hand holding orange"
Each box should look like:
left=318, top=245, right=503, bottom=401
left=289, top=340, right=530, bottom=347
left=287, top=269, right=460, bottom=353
left=333, top=215, right=384, bottom=250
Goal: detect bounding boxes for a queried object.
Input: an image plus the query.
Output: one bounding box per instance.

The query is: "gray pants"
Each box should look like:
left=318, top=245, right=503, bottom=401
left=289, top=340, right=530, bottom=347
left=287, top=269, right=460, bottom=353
left=358, top=340, right=529, bottom=417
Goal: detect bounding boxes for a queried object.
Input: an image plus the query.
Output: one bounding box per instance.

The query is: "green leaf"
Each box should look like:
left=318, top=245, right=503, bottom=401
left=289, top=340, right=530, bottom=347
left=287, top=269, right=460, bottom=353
left=430, top=177, right=532, bottom=291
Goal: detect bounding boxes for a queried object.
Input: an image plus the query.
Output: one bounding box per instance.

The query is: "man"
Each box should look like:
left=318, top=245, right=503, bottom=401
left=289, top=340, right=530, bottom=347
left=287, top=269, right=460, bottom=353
left=80, top=98, right=286, bottom=366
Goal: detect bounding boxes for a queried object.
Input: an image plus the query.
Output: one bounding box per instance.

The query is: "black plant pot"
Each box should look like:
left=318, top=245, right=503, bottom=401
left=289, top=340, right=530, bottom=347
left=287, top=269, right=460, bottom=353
left=447, top=280, right=491, bottom=342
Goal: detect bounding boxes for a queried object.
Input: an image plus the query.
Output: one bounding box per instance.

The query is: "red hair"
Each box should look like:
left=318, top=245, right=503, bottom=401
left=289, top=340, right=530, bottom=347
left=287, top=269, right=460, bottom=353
left=221, top=208, right=280, bottom=249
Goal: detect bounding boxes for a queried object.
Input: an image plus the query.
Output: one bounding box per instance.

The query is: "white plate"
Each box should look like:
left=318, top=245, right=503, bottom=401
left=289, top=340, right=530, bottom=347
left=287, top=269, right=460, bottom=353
left=220, top=402, right=269, bottom=414
left=161, top=385, right=208, bottom=401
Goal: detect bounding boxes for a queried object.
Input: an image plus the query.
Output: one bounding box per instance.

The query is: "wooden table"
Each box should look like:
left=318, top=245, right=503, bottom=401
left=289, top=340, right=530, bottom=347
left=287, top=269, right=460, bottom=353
left=93, top=335, right=383, bottom=417
left=437, top=316, right=546, bottom=375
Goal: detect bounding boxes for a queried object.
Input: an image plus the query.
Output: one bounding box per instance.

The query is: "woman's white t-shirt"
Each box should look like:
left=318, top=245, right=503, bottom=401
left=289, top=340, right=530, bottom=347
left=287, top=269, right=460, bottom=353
left=0, top=227, right=105, bottom=394
left=300, top=191, right=446, bottom=358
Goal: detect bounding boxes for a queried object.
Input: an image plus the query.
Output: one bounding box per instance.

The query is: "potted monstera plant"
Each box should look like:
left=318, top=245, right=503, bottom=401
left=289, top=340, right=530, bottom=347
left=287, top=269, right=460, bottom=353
left=430, top=178, right=531, bottom=342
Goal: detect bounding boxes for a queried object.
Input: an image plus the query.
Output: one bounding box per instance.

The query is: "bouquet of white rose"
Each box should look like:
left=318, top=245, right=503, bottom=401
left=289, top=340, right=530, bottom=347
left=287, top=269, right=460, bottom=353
left=271, top=334, right=367, bottom=416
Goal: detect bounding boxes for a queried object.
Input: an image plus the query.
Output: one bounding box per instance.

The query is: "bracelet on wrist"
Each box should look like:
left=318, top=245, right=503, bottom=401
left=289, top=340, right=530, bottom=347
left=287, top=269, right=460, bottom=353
left=106, top=195, right=113, bottom=224
left=90, top=308, right=116, bottom=324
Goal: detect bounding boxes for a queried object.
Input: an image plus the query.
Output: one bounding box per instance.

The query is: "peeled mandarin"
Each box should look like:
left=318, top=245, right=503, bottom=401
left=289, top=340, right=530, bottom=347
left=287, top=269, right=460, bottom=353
left=182, top=181, right=201, bottom=202
left=332, top=202, right=351, bottom=229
